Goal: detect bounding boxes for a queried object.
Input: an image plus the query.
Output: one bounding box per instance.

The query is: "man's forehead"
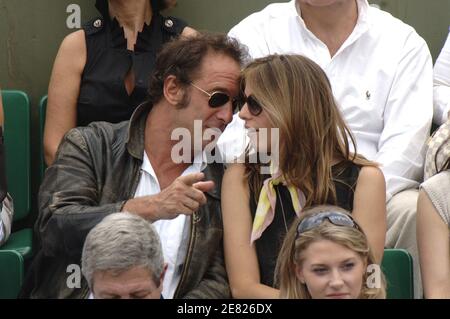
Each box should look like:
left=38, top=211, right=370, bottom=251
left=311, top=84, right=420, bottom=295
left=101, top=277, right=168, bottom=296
left=199, top=52, right=241, bottom=75
left=94, top=275, right=157, bottom=292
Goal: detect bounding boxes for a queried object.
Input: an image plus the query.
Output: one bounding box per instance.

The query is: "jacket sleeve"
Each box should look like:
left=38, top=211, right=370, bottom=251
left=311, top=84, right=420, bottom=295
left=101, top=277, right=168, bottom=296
left=36, top=128, right=126, bottom=258
left=228, top=11, right=270, bottom=60
left=182, top=240, right=231, bottom=299
left=433, top=31, right=450, bottom=126
left=375, top=34, right=433, bottom=200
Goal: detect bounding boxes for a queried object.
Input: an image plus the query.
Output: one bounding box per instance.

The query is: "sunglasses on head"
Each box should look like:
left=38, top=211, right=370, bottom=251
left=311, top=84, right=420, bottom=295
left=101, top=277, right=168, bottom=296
left=296, top=211, right=361, bottom=237
left=237, top=93, right=263, bottom=116
left=190, top=83, right=240, bottom=112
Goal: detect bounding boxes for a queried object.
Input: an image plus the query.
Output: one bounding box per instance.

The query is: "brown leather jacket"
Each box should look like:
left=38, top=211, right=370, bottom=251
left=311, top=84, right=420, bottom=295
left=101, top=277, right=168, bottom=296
left=21, top=103, right=230, bottom=299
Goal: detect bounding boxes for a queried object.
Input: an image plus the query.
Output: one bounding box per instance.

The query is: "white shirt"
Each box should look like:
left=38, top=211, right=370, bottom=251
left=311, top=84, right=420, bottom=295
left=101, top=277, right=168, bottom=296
left=133, top=151, right=206, bottom=299
left=0, top=194, right=13, bottom=246
left=0, top=219, right=4, bottom=245
left=433, top=28, right=450, bottom=125
left=220, top=0, right=433, bottom=200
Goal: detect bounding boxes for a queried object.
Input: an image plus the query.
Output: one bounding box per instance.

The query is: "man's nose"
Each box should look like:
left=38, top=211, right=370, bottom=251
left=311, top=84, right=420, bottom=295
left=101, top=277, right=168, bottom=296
left=216, top=103, right=234, bottom=124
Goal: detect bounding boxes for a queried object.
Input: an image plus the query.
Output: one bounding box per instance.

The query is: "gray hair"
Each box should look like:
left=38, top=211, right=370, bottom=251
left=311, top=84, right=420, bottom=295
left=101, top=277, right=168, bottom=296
left=81, top=212, right=164, bottom=290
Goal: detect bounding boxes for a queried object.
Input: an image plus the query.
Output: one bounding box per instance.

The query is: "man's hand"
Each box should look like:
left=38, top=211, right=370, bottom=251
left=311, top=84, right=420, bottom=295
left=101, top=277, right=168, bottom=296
left=122, top=172, right=215, bottom=222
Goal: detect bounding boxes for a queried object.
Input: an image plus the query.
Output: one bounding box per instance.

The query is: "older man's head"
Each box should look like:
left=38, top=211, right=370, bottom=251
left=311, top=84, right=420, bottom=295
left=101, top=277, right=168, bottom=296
left=82, top=213, right=166, bottom=299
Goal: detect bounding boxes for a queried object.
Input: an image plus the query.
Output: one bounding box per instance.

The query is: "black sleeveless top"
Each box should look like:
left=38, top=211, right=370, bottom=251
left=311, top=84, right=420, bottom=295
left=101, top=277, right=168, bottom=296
left=77, top=10, right=187, bottom=126
left=249, top=161, right=361, bottom=287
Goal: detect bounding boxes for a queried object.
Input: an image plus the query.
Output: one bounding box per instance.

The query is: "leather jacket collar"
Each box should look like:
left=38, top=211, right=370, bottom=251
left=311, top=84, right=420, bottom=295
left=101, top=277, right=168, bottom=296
left=125, top=101, right=221, bottom=200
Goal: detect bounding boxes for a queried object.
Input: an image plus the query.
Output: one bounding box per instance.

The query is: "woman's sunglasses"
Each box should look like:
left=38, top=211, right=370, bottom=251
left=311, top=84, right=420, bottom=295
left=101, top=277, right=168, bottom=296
left=237, top=93, right=263, bottom=116
left=190, top=83, right=240, bottom=112
left=296, top=211, right=362, bottom=237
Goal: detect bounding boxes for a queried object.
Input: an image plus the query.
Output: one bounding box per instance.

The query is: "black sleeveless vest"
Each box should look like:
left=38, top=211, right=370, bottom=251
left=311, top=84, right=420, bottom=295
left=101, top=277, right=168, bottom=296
left=249, top=161, right=361, bottom=287
left=77, top=10, right=187, bottom=126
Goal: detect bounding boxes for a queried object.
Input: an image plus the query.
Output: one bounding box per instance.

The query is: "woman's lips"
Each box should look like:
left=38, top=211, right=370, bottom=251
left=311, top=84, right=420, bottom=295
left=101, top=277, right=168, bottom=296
left=326, top=293, right=350, bottom=298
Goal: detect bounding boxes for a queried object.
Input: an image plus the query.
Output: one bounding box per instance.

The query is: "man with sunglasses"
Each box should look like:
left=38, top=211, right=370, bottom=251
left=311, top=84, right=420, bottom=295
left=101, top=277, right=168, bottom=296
left=220, top=0, right=433, bottom=298
left=21, top=33, right=246, bottom=299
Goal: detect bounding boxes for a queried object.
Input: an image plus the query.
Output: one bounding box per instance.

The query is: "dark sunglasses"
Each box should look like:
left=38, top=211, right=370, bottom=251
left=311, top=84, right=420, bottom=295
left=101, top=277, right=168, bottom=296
left=237, top=93, right=263, bottom=116
left=296, top=211, right=362, bottom=236
left=190, top=83, right=239, bottom=112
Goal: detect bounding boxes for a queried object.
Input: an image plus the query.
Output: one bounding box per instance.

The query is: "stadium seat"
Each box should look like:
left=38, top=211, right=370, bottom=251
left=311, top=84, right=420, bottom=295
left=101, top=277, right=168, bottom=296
left=39, top=95, right=47, bottom=183
left=381, top=248, right=414, bottom=299
left=0, top=250, right=24, bottom=298
left=0, top=90, right=33, bottom=260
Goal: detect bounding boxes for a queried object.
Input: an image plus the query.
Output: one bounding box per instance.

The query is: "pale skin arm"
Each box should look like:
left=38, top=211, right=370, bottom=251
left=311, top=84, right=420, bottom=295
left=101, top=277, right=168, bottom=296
left=352, top=166, right=387, bottom=264
left=43, top=30, right=86, bottom=166
left=222, top=164, right=280, bottom=299
left=417, top=189, right=450, bottom=299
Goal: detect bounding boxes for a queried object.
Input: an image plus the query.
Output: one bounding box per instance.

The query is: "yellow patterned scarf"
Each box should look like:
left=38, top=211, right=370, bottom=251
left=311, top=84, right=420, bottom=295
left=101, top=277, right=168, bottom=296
left=250, top=166, right=306, bottom=243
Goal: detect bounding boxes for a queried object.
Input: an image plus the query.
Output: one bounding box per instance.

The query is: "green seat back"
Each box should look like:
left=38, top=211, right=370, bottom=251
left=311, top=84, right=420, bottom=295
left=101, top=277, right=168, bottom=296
left=39, top=95, right=47, bottom=183
left=381, top=249, right=414, bottom=299
left=0, top=228, right=33, bottom=257
left=1, top=90, right=31, bottom=221
left=0, top=250, right=24, bottom=299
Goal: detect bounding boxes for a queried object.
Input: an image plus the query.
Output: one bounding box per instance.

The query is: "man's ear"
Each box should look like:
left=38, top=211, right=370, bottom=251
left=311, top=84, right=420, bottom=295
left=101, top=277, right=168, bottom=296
left=163, top=75, right=186, bottom=106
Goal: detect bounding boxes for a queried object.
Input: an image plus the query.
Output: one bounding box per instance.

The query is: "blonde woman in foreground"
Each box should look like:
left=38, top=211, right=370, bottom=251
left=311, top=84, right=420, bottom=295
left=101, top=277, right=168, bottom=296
left=275, top=205, right=386, bottom=299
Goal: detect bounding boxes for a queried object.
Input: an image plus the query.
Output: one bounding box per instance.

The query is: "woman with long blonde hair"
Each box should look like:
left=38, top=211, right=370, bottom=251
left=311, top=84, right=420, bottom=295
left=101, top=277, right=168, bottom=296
left=275, top=205, right=386, bottom=299
left=222, top=54, right=386, bottom=298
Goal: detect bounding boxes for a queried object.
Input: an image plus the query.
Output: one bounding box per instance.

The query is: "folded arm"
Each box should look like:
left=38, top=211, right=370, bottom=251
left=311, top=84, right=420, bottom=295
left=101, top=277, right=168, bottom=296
left=375, top=36, right=433, bottom=200
left=433, top=32, right=450, bottom=125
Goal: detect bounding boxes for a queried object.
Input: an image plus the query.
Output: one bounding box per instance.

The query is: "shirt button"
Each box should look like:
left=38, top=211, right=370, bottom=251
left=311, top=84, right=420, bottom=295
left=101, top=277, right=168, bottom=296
left=93, top=19, right=102, bottom=28
left=165, top=19, right=174, bottom=28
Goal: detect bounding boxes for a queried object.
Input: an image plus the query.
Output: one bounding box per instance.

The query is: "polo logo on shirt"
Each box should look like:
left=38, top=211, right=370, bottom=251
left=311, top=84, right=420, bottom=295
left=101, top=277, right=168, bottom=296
left=366, top=90, right=371, bottom=100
